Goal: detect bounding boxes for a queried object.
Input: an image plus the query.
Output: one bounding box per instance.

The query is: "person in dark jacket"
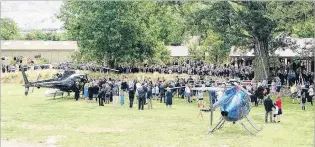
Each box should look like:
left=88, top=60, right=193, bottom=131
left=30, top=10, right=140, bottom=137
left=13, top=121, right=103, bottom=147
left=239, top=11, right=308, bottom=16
left=159, top=82, right=165, bottom=103
left=137, top=85, right=146, bottom=110
left=264, top=95, right=276, bottom=123
left=98, top=88, right=105, bottom=106
left=256, top=86, right=264, bottom=105
left=104, top=84, right=112, bottom=104
left=129, top=89, right=135, bottom=108
left=165, top=87, right=173, bottom=108
left=121, top=78, right=128, bottom=91
left=88, top=86, right=93, bottom=101
left=73, top=80, right=80, bottom=101
left=302, top=93, right=307, bottom=110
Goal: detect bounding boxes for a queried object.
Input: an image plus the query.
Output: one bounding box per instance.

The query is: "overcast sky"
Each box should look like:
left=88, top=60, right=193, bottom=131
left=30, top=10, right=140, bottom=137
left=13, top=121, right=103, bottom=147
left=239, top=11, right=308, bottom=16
left=1, top=1, right=63, bottom=30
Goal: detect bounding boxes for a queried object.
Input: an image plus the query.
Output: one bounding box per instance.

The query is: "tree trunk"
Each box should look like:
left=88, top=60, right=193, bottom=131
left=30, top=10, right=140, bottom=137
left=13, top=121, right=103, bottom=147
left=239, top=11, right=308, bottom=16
left=253, top=39, right=270, bottom=81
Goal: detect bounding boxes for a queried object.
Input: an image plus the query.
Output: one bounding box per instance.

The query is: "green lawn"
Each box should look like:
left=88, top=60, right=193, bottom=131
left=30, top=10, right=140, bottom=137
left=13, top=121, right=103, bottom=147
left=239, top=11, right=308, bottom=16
left=1, top=84, right=314, bottom=147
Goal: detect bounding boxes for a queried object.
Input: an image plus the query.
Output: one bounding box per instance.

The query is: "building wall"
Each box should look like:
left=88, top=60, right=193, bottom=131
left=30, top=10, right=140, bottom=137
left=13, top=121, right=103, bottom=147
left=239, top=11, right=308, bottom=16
left=1, top=50, right=74, bottom=63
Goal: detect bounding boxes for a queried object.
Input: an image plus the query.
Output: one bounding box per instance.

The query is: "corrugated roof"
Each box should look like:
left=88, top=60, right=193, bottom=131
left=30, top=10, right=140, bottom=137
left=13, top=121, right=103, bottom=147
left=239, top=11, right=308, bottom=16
left=1, top=40, right=78, bottom=50
left=167, top=46, right=189, bottom=57
left=230, top=38, right=315, bottom=57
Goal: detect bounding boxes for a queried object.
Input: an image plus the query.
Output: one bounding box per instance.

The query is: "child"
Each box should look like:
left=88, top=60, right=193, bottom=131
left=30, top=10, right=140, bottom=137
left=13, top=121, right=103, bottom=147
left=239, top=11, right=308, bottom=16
left=120, top=89, right=125, bottom=106
left=275, top=96, right=282, bottom=123
left=302, top=93, right=306, bottom=110
left=197, top=90, right=204, bottom=108
left=297, top=85, right=302, bottom=104
left=273, top=103, right=278, bottom=123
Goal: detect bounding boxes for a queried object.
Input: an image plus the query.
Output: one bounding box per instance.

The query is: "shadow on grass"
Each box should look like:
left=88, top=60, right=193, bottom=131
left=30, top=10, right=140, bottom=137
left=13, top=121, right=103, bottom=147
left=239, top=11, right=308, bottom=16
left=45, top=96, right=75, bottom=101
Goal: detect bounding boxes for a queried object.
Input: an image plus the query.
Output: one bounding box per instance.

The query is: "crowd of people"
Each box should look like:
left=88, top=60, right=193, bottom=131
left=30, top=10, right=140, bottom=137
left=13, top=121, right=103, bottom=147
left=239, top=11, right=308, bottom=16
left=84, top=76, right=189, bottom=110
left=79, top=72, right=314, bottom=126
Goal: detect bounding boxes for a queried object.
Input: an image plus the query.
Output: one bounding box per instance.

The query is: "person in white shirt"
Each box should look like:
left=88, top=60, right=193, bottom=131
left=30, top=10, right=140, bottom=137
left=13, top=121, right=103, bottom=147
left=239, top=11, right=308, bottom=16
left=197, top=90, right=204, bottom=107
left=308, top=85, right=314, bottom=106
left=152, top=85, right=156, bottom=99
left=185, top=84, right=191, bottom=103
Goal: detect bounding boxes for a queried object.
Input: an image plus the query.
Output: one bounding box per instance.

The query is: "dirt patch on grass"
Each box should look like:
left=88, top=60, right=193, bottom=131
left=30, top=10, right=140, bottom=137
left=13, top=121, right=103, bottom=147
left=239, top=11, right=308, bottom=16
left=1, top=139, right=45, bottom=147
left=1, top=136, right=67, bottom=147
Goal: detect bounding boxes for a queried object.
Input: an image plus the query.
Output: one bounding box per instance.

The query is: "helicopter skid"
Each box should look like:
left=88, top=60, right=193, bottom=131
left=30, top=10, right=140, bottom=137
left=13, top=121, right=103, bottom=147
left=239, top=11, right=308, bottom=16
left=207, top=118, right=225, bottom=135
left=207, top=117, right=262, bottom=136
left=239, top=117, right=262, bottom=136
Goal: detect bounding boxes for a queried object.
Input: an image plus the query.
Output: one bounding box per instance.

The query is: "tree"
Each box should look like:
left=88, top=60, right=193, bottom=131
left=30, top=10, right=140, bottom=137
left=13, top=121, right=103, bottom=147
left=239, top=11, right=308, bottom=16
left=1, top=18, right=20, bottom=40
left=201, top=29, right=229, bottom=64
left=192, top=1, right=313, bottom=80
left=58, top=1, right=179, bottom=68
left=188, top=42, right=204, bottom=61
left=22, top=30, right=72, bottom=41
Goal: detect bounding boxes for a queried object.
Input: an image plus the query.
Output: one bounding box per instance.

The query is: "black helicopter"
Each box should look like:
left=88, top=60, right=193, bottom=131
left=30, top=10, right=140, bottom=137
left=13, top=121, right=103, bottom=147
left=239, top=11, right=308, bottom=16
left=21, top=69, right=89, bottom=99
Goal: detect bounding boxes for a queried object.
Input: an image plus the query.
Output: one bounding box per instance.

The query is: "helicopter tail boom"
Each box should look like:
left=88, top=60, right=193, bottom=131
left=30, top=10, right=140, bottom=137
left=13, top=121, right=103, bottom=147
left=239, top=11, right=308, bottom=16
left=21, top=69, right=30, bottom=96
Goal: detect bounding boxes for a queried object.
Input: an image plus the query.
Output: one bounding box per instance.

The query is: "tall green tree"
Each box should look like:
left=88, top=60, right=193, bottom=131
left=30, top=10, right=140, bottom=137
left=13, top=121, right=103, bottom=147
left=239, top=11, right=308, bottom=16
left=201, top=29, right=229, bottom=64
left=58, top=1, right=180, bottom=68
left=193, top=1, right=313, bottom=80
left=1, top=18, right=20, bottom=40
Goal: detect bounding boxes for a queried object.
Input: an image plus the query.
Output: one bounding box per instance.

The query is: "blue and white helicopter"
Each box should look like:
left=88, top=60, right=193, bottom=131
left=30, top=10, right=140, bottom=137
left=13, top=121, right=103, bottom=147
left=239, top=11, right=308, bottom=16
left=191, top=82, right=262, bottom=136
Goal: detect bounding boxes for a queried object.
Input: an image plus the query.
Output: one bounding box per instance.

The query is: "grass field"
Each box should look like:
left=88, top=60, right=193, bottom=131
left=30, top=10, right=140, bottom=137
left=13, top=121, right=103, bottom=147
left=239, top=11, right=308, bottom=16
left=1, top=84, right=314, bottom=147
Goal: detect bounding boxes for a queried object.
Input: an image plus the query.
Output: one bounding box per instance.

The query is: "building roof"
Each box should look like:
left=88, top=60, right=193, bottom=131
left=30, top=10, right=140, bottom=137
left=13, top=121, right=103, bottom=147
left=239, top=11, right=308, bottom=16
left=229, top=38, right=315, bottom=58
left=167, top=46, right=189, bottom=57
left=1, top=40, right=78, bottom=50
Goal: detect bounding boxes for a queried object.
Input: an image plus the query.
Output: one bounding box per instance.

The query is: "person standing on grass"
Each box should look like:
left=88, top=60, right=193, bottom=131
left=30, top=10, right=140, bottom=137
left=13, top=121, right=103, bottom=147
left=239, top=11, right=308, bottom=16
left=297, top=84, right=302, bottom=104
left=159, top=82, right=166, bottom=103
left=197, top=90, right=204, bottom=108
left=165, top=87, right=173, bottom=108
left=155, top=84, right=159, bottom=99
left=137, top=84, right=146, bottom=110
left=185, top=83, right=191, bottom=103
left=276, top=80, right=282, bottom=96
left=120, top=89, right=124, bottom=106
left=112, top=85, right=119, bottom=108
left=147, top=83, right=153, bottom=109
left=275, top=96, right=282, bottom=123
left=264, top=95, right=275, bottom=123
left=273, top=103, right=278, bottom=123
left=152, top=84, right=156, bottom=100
left=290, top=83, right=297, bottom=104
left=308, top=85, right=314, bottom=106
left=129, top=87, right=135, bottom=108
left=271, top=80, right=276, bottom=96
left=302, top=93, right=306, bottom=110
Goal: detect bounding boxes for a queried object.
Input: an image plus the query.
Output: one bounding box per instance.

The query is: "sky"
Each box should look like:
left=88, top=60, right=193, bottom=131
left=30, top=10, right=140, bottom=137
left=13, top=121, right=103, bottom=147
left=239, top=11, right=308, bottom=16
left=1, top=1, right=63, bottom=30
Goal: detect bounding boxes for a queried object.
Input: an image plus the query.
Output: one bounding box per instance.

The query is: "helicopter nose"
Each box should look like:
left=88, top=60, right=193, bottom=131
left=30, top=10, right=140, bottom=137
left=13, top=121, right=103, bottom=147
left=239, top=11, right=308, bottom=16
left=221, top=111, right=228, bottom=116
